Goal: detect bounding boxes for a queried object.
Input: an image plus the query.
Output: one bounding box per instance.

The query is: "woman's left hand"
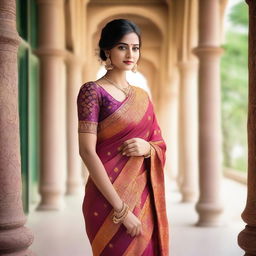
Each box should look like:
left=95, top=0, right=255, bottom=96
left=120, top=138, right=150, bottom=157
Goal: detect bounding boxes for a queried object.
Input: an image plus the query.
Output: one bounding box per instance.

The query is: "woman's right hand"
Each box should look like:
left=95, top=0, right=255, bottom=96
left=122, top=211, right=142, bottom=237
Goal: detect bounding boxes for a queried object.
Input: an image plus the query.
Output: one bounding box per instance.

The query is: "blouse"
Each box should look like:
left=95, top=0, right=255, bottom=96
left=77, top=81, right=125, bottom=134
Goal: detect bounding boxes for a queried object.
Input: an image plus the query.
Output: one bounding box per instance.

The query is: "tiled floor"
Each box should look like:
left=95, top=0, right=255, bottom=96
left=27, top=177, right=246, bottom=256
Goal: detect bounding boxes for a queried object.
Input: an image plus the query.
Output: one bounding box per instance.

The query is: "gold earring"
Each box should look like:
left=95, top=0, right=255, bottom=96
left=132, top=63, right=137, bottom=73
left=105, top=55, right=114, bottom=70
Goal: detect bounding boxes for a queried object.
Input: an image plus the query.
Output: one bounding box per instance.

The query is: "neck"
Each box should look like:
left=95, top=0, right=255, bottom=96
left=104, top=70, right=128, bottom=87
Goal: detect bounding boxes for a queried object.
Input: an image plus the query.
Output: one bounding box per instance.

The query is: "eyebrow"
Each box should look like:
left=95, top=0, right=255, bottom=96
left=117, top=42, right=140, bottom=46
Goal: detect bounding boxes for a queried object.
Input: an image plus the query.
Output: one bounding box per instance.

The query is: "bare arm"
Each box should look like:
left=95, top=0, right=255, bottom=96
left=78, top=132, right=123, bottom=211
left=78, top=132, right=142, bottom=237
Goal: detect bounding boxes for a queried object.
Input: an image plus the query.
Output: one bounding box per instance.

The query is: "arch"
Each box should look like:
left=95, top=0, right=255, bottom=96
left=87, top=5, right=167, bottom=38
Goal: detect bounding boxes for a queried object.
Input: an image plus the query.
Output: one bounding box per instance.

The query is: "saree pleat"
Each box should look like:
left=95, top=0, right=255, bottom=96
left=82, top=86, right=169, bottom=256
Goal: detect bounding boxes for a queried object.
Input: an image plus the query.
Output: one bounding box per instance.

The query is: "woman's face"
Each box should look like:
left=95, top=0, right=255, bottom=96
left=106, top=32, right=140, bottom=71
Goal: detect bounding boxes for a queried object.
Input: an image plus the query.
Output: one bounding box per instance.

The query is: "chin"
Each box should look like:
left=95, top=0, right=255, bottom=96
left=117, top=67, right=132, bottom=72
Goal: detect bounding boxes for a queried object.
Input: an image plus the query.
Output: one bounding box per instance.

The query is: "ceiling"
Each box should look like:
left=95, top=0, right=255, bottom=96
left=89, top=0, right=167, bottom=5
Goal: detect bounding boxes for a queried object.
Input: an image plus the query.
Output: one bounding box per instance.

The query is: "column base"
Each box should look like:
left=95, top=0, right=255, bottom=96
left=0, top=227, right=34, bottom=255
left=181, top=194, right=197, bottom=203
left=1, top=250, right=34, bottom=256
left=238, top=225, right=256, bottom=255
left=195, top=201, right=224, bottom=227
left=66, top=182, right=83, bottom=195
left=37, top=193, right=65, bottom=211
left=180, top=187, right=198, bottom=203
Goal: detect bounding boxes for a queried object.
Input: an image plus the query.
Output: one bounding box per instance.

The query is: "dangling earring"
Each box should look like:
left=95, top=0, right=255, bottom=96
left=105, top=54, right=114, bottom=70
left=132, top=63, right=137, bottom=73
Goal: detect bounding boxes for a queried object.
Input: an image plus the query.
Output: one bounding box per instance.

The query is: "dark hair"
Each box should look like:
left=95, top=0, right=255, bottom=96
left=98, top=19, right=141, bottom=61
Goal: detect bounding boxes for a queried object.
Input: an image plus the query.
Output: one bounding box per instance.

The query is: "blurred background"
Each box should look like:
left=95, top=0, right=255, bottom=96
left=13, top=0, right=249, bottom=255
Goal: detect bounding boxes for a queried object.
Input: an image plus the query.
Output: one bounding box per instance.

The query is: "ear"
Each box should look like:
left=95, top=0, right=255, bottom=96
left=105, top=50, right=110, bottom=58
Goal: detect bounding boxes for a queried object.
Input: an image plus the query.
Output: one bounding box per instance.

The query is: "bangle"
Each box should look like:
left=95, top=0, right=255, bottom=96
left=144, top=145, right=152, bottom=158
left=114, top=202, right=125, bottom=217
left=112, top=202, right=129, bottom=224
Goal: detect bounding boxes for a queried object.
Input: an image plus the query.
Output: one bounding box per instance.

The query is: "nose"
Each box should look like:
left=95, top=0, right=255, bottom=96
left=126, top=47, right=133, bottom=58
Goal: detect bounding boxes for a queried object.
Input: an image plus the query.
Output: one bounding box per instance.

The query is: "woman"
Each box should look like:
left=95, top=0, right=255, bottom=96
left=77, top=19, right=169, bottom=256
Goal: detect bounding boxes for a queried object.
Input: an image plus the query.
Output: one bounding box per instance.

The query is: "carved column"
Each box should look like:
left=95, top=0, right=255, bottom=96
left=0, top=0, right=34, bottom=255
left=36, top=0, right=67, bottom=210
left=238, top=1, right=256, bottom=254
left=193, top=0, right=224, bottom=226
left=178, top=61, right=198, bottom=202
left=66, top=55, right=83, bottom=194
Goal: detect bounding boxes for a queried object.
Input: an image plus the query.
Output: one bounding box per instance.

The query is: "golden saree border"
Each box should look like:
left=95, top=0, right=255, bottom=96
left=97, top=86, right=149, bottom=141
left=123, top=195, right=154, bottom=256
left=149, top=141, right=169, bottom=256
left=91, top=156, right=147, bottom=255
left=78, top=120, right=98, bottom=133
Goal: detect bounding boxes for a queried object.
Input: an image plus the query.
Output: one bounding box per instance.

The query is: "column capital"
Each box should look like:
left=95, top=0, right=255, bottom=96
left=177, top=60, right=198, bottom=72
left=34, top=48, right=66, bottom=58
left=193, top=46, right=224, bottom=58
left=0, top=1, right=20, bottom=50
left=65, top=51, right=85, bottom=67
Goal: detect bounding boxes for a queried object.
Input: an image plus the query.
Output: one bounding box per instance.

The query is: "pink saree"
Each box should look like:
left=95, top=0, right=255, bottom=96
left=78, top=82, right=169, bottom=256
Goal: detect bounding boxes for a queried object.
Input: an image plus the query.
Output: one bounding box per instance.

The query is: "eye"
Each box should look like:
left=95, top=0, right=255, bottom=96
left=118, top=45, right=127, bottom=50
left=133, top=47, right=140, bottom=51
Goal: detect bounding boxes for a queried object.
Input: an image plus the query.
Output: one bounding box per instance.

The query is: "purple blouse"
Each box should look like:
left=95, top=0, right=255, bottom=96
left=77, top=81, right=125, bottom=133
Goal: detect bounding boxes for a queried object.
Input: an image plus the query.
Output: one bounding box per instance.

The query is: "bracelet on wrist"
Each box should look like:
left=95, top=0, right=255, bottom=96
left=112, top=202, right=129, bottom=224
left=114, top=201, right=125, bottom=217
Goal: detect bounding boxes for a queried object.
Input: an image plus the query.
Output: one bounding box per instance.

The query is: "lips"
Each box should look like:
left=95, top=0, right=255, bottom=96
left=123, top=61, right=134, bottom=65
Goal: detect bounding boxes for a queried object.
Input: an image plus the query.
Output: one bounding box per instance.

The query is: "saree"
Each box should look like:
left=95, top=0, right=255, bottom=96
left=77, top=82, right=169, bottom=256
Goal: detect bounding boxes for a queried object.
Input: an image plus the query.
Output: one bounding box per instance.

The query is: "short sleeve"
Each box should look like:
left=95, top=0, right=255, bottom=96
left=77, top=82, right=100, bottom=134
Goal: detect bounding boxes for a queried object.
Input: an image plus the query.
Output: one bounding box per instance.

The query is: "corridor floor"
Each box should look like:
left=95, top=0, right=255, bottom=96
left=27, top=177, right=246, bottom=256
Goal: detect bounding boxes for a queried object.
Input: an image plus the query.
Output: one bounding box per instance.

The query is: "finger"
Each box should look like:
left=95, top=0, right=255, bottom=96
left=140, top=224, right=143, bottom=235
left=126, top=228, right=132, bottom=235
left=122, top=146, right=136, bottom=155
left=131, top=227, right=137, bottom=237
left=122, top=138, right=137, bottom=148
left=122, top=146, right=137, bottom=155
left=123, top=148, right=137, bottom=156
left=135, top=226, right=139, bottom=236
left=122, top=139, right=133, bottom=147
left=137, top=224, right=142, bottom=235
left=122, top=142, right=137, bottom=152
left=136, top=226, right=140, bottom=236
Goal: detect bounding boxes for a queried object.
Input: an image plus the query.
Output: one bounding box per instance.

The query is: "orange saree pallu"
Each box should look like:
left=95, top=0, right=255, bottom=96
left=78, top=83, right=169, bottom=256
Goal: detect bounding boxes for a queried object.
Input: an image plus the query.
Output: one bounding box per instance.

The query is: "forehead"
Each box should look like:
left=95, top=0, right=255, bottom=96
left=118, top=32, right=140, bottom=45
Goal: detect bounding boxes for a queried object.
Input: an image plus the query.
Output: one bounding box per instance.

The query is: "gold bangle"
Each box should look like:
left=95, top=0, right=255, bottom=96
left=112, top=203, right=129, bottom=224
left=114, top=202, right=125, bottom=218
left=112, top=208, right=129, bottom=224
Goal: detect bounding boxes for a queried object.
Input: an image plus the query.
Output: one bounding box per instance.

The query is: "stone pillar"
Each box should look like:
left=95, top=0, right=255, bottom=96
left=36, top=0, right=67, bottom=210
left=66, top=55, right=83, bottom=195
left=238, top=1, right=256, bottom=254
left=193, top=0, right=224, bottom=226
left=0, top=1, right=34, bottom=255
left=178, top=61, right=198, bottom=202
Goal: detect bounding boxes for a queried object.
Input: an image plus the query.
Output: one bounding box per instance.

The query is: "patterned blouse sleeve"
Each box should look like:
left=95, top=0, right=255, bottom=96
left=77, top=82, right=100, bottom=134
